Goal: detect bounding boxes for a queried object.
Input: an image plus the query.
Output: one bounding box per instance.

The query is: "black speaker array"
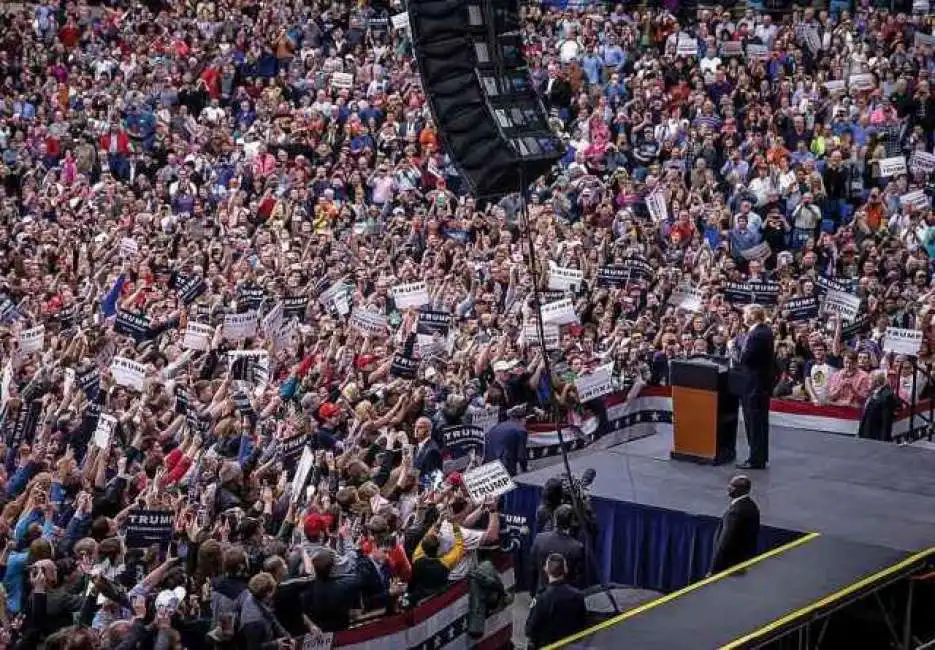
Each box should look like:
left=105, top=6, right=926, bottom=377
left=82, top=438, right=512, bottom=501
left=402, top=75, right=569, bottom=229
left=408, top=0, right=565, bottom=199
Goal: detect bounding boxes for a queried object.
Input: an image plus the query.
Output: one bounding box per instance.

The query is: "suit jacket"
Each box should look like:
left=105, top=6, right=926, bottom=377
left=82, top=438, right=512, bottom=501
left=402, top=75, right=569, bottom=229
left=397, top=120, right=423, bottom=138
left=413, top=439, right=443, bottom=479
left=857, top=385, right=902, bottom=442
left=740, top=323, right=775, bottom=395
left=539, top=77, right=572, bottom=112
left=524, top=581, right=588, bottom=650
left=528, top=529, right=585, bottom=594
left=710, top=496, right=761, bottom=574
left=484, top=421, right=528, bottom=476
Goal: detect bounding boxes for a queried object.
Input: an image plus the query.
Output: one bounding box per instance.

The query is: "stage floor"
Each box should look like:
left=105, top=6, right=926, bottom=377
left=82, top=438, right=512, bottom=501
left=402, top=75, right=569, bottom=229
left=557, top=534, right=927, bottom=650
left=517, top=426, right=935, bottom=553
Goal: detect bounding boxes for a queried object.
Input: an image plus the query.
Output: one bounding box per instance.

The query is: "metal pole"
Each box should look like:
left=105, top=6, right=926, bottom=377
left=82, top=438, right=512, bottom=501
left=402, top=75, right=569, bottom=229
left=925, top=361, right=935, bottom=442
left=903, top=579, right=915, bottom=650
left=910, top=356, right=918, bottom=442
left=518, top=167, right=619, bottom=613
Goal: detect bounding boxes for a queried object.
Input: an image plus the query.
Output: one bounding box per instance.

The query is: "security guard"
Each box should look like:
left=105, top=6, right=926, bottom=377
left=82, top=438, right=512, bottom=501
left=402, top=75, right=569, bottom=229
left=528, top=505, right=585, bottom=594
left=525, top=553, right=588, bottom=649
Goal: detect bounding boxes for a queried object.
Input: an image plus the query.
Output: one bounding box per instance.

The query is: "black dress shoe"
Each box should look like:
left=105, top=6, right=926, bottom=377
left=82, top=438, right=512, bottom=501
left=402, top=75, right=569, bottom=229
left=735, top=461, right=766, bottom=470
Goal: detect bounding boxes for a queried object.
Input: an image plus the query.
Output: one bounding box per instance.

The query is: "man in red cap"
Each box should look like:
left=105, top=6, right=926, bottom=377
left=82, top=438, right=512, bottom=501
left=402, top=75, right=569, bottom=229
left=315, top=402, right=342, bottom=450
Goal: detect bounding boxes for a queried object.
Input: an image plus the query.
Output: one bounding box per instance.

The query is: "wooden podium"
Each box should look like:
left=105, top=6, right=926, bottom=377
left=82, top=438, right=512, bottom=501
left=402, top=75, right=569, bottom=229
left=670, top=357, right=738, bottom=464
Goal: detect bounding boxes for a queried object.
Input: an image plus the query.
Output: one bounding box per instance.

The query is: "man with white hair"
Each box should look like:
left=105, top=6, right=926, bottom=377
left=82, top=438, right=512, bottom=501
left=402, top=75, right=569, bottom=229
left=737, top=304, right=774, bottom=469
left=857, top=370, right=902, bottom=442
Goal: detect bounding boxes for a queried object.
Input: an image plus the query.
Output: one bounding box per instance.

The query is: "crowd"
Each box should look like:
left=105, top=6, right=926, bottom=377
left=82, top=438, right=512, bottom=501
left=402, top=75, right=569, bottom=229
left=0, top=0, right=933, bottom=648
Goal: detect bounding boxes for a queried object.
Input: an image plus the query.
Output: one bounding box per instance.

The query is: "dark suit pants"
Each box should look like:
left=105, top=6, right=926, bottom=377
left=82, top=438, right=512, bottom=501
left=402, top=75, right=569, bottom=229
left=741, top=392, right=770, bottom=466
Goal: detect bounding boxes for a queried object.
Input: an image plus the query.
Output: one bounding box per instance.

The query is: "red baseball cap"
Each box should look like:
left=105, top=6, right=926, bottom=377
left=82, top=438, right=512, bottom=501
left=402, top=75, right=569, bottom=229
left=303, top=513, right=335, bottom=540
left=318, top=402, right=340, bottom=419
left=354, top=354, right=377, bottom=369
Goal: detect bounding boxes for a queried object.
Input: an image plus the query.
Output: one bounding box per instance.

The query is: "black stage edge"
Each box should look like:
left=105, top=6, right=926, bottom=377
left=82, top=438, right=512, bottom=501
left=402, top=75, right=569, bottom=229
left=519, top=426, right=935, bottom=552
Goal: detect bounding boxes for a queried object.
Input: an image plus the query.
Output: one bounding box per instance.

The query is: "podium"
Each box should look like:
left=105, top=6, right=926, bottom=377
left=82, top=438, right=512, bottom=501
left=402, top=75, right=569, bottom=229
left=669, top=357, right=738, bottom=465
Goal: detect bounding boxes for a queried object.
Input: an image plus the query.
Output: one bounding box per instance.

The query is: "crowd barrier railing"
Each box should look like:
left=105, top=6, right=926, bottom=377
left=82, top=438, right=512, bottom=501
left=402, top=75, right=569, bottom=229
left=327, top=554, right=514, bottom=650
left=524, top=387, right=934, bottom=458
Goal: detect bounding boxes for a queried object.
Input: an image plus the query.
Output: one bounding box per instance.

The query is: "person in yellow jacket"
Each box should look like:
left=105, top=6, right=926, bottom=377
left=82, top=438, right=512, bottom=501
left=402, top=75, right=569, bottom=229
left=406, top=521, right=464, bottom=604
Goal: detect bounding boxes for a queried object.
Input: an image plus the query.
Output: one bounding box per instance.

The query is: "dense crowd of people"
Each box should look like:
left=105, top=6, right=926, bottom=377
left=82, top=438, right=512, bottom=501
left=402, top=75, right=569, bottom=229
left=0, top=0, right=933, bottom=648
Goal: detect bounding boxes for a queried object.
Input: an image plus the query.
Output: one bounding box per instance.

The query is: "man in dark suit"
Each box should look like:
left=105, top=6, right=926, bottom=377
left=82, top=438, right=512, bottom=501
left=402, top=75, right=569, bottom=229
left=413, top=416, right=443, bottom=480
left=484, top=404, right=528, bottom=476
left=710, top=475, right=761, bottom=575
left=738, top=304, right=775, bottom=469
left=528, top=505, right=585, bottom=594
left=858, top=370, right=903, bottom=442
left=539, top=64, right=573, bottom=118
left=525, top=553, right=588, bottom=650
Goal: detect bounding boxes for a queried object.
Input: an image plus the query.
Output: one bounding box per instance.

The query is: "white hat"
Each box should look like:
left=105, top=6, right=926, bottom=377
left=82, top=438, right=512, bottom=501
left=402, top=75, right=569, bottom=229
left=156, top=586, right=187, bottom=613
left=493, top=360, right=517, bottom=373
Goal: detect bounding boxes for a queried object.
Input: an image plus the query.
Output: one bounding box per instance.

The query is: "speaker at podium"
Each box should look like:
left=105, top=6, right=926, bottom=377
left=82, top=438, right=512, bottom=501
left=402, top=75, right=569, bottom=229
left=669, top=357, right=739, bottom=464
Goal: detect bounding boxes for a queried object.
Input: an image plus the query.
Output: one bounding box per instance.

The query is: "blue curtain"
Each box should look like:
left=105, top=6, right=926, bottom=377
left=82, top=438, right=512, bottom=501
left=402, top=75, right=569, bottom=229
left=505, top=484, right=802, bottom=594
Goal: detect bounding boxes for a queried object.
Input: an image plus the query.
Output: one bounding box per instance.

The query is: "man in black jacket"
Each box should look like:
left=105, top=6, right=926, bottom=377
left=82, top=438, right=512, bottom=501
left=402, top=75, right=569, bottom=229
left=858, top=370, right=903, bottom=442
left=822, top=150, right=849, bottom=224
left=525, top=553, right=588, bottom=650
left=303, top=550, right=361, bottom=632
left=737, top=304, right=775, bottom=469
left=710, top=475, right=760, bottom=575
left=539, top=64, right=572, bottom=118
left=528, top=505, right=584, bottom=594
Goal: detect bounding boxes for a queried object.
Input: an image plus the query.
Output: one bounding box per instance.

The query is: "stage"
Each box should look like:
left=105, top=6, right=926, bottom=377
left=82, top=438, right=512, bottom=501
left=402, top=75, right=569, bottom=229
left=505, top=426, right=935, bottom=648
left=510, top=425, right=935, bottom=556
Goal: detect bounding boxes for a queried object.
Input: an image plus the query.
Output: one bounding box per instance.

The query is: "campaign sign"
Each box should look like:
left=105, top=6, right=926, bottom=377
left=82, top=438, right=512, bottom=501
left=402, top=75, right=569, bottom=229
left=182, top=323, right=214, bottom=351
left=111, top=356, right=147, bottom=392
left=237, top=285, right=265, bottom=311
left=18, top=325, right=44, bottom=354
left=350, top=309, right=388, bottom=335
left=548, top=266, right=584, bottom=292
left=283, top=296, right=309, bottom=321
left=823, top=290, right=861, bottom=321
left=416, top=310, right=452, bottom=336
left=77, top=366, right=101, bottom=399
left=472, top=406, right=500, bottom=434
left=3, top=399, right=41, bottom=448
left=279, top=432, right=312, bottom=473
left=878, top=156, right=908, bottom=178
left=125, top=510, right=174, bottom=550
left=114, top=311, right=151, bottom=340
left=223, top=312, right=259, bottom=341
left=540, top=298, right=578, bottom=325
left=392, top=281, right=430, bottom=309
left=442, top=425, right=485, bottom=472
left=574, top=362, right=615, bottom=402
left=724, top=281, right=780, bottom=305
left=177, top=275, right=207, bottom=305
left=668, top=285, right=704, bottom=312
left=390, top=353, right=419, bottom=379
left=784, top=296, right=820, bottom=322
left=462, top=461, right=517, bottom=502
left=883, top=328, right=924, bottom=356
